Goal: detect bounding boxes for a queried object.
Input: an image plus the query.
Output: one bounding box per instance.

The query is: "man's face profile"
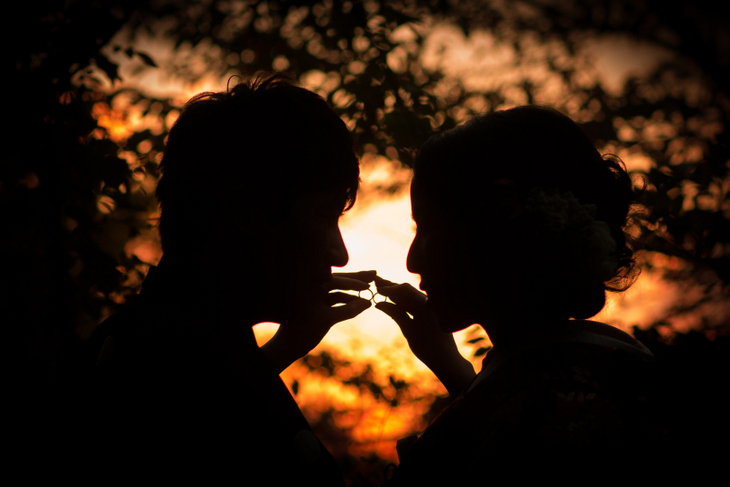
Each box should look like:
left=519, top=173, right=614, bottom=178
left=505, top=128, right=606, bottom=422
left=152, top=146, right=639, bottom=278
left=248, top=189, right=350, bottom=322
left=155, top=75, right=360, bottom=326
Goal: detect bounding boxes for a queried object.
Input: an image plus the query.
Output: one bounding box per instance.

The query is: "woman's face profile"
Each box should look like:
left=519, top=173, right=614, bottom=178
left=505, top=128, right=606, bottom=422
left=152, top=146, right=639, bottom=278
left=407, top=176, right=484, bottom=332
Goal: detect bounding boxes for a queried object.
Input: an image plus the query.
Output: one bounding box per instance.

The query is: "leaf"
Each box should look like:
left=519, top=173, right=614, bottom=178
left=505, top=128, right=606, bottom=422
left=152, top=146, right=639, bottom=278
left=474, top=346, right=492, bottom=358
left=136, top=51, right=158, bottom=68
left=95, top=55, right=120, bottom=82
left=368, top=382, right=383, bottom=398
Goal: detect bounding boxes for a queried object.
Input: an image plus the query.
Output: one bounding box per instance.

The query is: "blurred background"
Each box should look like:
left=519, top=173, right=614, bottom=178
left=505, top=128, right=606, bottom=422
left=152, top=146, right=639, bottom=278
left=6, top=0, right=729, bottom=482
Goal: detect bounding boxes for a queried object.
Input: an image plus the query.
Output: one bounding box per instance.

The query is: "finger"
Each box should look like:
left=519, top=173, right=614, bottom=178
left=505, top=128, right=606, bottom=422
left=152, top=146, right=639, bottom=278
left=330, top=275, right=374, bottom=291
left=375, top=302, right=413, bottom=327
left=333, top=270, right=377, bottom=282
left=328, top=297, right=371, bottom=322
left=374, top=275, right=399, bottom=288
left=325, top=291, right=360, bottom=306
left=376, top=283, right=427, bottom=309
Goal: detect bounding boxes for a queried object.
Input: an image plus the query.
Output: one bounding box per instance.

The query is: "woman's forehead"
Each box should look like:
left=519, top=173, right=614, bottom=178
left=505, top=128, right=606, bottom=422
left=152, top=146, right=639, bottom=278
left=410, top=178, right=443, bottom=224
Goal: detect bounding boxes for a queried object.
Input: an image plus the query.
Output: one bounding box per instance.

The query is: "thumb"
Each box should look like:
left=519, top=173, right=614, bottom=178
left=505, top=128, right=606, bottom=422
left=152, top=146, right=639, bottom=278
left=375, top=302, right=413, bottom=327
left=329, top=298, right=371, bottom=323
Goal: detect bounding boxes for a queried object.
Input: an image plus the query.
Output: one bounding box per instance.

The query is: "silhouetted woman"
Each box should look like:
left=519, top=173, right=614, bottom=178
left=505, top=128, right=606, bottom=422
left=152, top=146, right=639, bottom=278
left=375, top=106, right=656, bottom=483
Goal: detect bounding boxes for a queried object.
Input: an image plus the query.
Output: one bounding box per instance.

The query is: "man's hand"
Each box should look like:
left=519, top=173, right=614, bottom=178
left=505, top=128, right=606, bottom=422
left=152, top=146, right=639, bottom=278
left=261, top=270, right=375, bottom=373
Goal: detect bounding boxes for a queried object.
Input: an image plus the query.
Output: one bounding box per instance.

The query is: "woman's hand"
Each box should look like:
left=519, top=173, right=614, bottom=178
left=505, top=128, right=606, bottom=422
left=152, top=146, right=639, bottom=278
left=374, top=276, right=475, bottom=397
left=261, top=270, right=375, bottom=373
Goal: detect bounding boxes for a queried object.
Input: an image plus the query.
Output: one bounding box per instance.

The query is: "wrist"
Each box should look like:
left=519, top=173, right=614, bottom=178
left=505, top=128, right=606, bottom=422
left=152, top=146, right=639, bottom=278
left=427, top=355, right=475, bottom=397
left=261, top=328, right=312, bottom=374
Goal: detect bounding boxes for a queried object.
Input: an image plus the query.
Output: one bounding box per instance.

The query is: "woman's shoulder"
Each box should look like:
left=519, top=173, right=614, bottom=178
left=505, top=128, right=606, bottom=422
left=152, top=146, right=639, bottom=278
left=463, top=323, right=655, bottom=428
left=485, top=322, right=655, bottom=397
left=475, top=320, right=653, bottom=388
left=564, top=320, right=653, bottom=357
left=389, top=324, right=658, bottom=486
left=483, top=326, right=654, bottom=431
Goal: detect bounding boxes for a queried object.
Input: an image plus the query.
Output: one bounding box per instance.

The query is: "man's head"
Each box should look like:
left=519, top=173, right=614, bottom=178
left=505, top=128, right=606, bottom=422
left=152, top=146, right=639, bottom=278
left=156, top=75, right=360, bottom=319
left=157, top=74, right=359, bottom=257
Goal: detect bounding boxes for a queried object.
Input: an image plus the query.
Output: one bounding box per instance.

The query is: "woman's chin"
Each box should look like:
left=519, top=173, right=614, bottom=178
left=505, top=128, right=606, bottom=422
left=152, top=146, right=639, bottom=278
left=439, top=319, right=475, bottom=333
left=427, top=297, right=476, bottom=333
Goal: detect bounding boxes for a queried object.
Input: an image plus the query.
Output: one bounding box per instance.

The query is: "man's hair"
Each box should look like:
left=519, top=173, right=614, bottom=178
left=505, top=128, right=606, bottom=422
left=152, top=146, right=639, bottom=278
left=156, top=74, right=359, bottom=254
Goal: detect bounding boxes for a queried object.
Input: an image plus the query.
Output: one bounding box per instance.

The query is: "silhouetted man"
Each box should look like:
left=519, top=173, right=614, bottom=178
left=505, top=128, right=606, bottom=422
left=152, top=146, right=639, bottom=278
left=88, top=75, right=372, bottom=484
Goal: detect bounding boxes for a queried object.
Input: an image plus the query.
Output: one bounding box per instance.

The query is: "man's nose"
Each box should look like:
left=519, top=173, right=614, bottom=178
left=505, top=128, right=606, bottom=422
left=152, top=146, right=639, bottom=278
left=330, top=227, right=349, bottom=267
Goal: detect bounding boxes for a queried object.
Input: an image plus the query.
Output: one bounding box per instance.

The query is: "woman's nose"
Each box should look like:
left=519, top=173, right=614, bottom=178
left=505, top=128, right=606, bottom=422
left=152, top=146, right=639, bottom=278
left=406, top=233, right=423, bottom=274
left=329, top=227, right=349, bottom=267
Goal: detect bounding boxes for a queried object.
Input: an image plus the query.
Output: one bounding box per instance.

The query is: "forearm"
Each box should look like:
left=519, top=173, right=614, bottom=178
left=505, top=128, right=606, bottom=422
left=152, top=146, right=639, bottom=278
left=423, top=352, right=476, bottom=397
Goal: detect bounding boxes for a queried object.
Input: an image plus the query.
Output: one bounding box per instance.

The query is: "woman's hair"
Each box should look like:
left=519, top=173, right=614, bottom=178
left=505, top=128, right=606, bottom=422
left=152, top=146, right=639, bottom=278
left=414, top=105, right=639, bottom=319
left=157, top=73, right=359, bottom=254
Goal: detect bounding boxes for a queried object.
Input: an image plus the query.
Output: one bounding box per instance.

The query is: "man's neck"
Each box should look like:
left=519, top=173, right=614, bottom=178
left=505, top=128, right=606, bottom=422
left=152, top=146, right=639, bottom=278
left=151, top=252, right=262, bottom=327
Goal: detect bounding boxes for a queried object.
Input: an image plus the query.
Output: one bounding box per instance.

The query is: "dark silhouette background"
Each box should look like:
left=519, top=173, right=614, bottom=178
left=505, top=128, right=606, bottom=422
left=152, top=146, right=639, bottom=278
left=5, top=0, right=729, bottom=482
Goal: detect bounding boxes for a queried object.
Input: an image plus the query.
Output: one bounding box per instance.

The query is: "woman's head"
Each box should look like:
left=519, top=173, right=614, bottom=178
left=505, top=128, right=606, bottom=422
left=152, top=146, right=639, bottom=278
left=409, top=105, right=638, bottom=327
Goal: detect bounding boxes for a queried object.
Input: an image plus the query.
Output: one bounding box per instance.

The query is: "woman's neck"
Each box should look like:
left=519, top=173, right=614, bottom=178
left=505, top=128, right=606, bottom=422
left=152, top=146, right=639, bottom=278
left=479, top=309, right=569, bottom=351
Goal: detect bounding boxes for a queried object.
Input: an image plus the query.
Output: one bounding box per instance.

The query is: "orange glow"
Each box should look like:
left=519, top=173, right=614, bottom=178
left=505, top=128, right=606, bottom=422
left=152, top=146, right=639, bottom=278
left=596, top=251, right=730, bottom=334
left=92, top=102, right=134, bottom=143
left=252, top=161, right=490, bottom=459
left=125, top=227, right=162, bottom=265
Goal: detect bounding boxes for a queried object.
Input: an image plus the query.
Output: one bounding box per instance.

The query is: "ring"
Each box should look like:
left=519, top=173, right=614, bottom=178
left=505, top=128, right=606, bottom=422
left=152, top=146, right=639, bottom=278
left=358, top=288, right=390, bottom=303
left=358, top=289, right=374, bottom=301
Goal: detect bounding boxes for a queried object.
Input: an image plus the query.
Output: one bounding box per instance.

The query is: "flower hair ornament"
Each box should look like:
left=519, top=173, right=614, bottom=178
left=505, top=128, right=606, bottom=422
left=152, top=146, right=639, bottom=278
left=523, top=188, right=618, bottom=283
